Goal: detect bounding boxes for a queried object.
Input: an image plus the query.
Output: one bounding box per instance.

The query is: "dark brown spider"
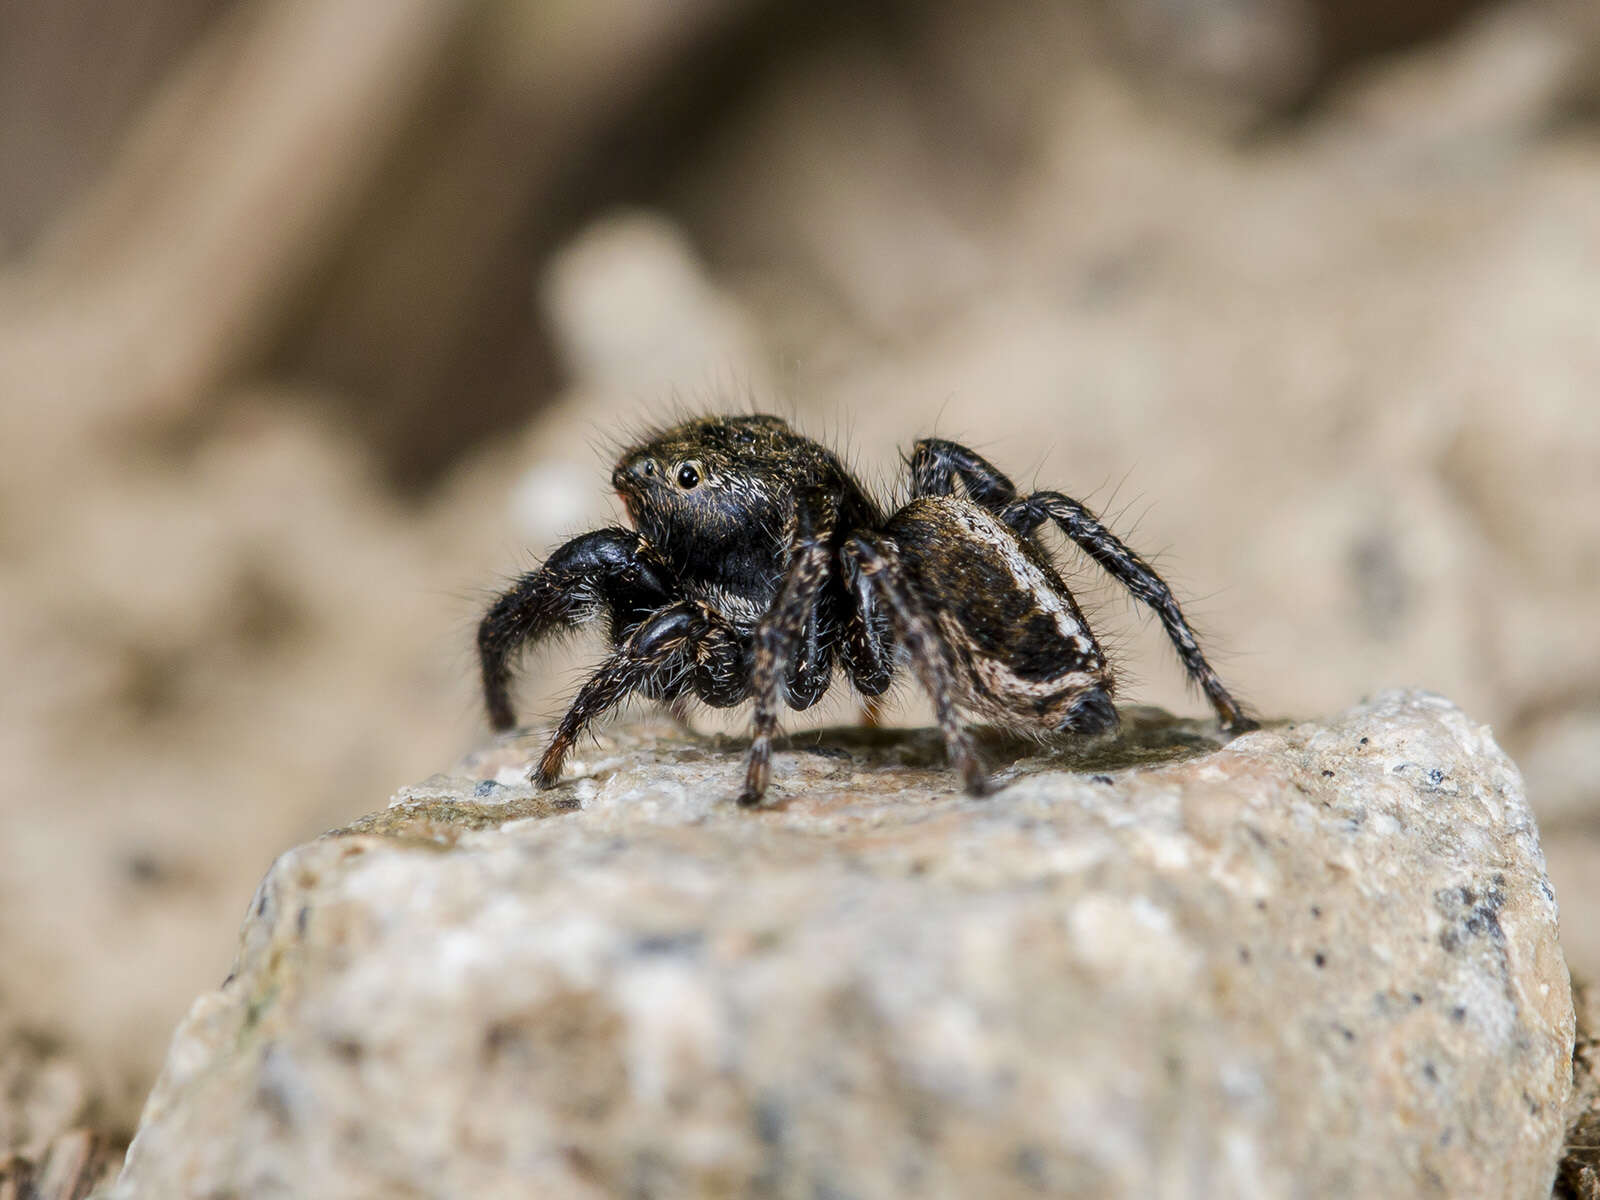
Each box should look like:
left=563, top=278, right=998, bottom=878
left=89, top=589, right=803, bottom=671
left=478, top=413, right=1254, bottom=805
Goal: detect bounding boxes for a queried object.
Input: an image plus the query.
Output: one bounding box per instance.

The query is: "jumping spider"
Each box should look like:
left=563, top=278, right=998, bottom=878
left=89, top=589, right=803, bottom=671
left=479, top=413, right=1254, bottom=805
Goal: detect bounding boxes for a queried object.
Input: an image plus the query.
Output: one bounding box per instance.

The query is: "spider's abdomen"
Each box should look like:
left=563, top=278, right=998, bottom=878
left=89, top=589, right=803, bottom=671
left=884, top=497, right=1116, bottom=734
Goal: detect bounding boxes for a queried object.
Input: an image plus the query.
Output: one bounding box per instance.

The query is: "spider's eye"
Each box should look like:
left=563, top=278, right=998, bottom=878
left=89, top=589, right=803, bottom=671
left=675, top=463, right=701, bottom=490
left=641, top=460, right=656, bottom=478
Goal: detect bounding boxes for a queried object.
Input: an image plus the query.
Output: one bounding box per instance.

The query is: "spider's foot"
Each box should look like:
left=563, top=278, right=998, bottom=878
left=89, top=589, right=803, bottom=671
left=738, top=742, right=772, bottom=807
left=959, top=762, right=994, bottom=797
left=533, top=744, right=566, bottom=789
left=1221, top=714, right=1261, bottom=735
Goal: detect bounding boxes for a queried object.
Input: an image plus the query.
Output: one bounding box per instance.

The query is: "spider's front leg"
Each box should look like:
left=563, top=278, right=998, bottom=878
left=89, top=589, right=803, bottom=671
left=535, top=603, right=737, bottom=786
left=477, top=528, right=672, bottom=732
left=909, top=438, right=1255, bottom=733
left=738, top=488, right=839, bottom=807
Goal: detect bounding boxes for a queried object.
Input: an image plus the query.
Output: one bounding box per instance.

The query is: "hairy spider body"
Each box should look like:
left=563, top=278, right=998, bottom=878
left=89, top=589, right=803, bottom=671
left=478, top=413, right=1252, bottom=805
left=879, top=497, right=1115, bottom=735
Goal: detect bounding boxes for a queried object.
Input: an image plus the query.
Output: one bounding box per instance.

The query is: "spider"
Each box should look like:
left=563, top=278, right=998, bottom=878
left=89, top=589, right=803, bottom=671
left=478, top=413, right=1254, bottom=806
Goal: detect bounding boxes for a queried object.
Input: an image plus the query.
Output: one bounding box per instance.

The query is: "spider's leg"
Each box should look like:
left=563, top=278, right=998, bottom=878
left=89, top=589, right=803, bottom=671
left=843, top=534, right=989, bottom=796
left=535, top=604, right=696, bottom=787
left=1005, top=490, right=1255, bottom=732
left=908, top=438, right=1020, bottom=509
left=478, top=528, right=672, bottom=732
left=839, top=547, right=895, bottom=698
left=784, top=580, right=836, bottom=709
left=910, top=438, right=1253, bottom=733
left=739, top=489, right=838, bottom=807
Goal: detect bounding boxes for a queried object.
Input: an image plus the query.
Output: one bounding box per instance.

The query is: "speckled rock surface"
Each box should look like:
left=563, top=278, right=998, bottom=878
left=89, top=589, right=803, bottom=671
left=110, top=691, right=1573, bottom=1199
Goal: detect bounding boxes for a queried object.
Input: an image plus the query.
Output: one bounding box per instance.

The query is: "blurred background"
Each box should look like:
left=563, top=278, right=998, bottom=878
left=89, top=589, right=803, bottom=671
left=3, top=0, right=1599, bottom=1177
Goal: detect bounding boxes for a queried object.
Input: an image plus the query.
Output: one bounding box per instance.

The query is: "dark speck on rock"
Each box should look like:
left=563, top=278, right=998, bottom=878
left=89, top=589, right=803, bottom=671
left=1411, top=993, right=1424, bottom=1006
left=474, top=780, right=497, bottom=797
left=1423, top=1062, right=1439, bottom=1083
left=331, top=1038, right=363, bottom=1064
left=1013, top=1145, right=1047, bottom=1186
left=755, top=1099, right=784, bottom=1147
left=1426, top=768, right=1445, bottom=788
left=1314, top=952, right=1327, bottom=968
left=1451, top=1006, right=1467, bottom=1022
left=1359, top=737, right=1369, bottom=745
left=633, top=931, right=704, bottom=957
left=1091, top=774, right=1114, bottom=785
left=1321, top=769, right=1335, bottom=778
left=125, top=852, right=170, bottom=886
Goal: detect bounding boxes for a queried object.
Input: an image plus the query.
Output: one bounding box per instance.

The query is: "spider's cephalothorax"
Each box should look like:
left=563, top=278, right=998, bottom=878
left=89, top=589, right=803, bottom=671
left=478, top=413, right=1254, bottom=805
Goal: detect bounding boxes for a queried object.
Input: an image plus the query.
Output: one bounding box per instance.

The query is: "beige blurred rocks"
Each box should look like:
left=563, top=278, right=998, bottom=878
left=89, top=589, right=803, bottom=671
left=0, top=1015, right=121, bottom=1200
left=503, top=208, right=775, bottom=554
left=111, top=692, right=1572, bottom=1199
left=540, top=210, right=770, bottom=401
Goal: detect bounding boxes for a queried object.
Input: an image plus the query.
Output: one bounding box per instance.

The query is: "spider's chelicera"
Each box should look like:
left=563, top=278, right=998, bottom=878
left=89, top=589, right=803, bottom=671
left=478, top=413, right=1254, bottom=805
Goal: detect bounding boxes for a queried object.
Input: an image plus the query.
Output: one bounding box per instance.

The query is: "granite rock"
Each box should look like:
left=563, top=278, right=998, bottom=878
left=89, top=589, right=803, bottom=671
left=110, top=691, right=1573, bottom=1199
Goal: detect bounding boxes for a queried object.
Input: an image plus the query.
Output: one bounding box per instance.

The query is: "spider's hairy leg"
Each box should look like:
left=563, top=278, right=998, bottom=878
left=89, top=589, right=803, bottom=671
left=909, top=438, right=1020, bottom=507
left=1014, top=491, right=1254, bottom=733
left=908, top=439, right=1254, bottom=734
left=843, top=534, right=989, bottom=796
left=1004, top=490, right=1254, bottom=731
left=478, top=528, right=672, bottom=732
left=739, top=489, right=839, bottom=807
left=535, top=604, right=696, bottom=787
left=839, top=548, right=895, bottom=698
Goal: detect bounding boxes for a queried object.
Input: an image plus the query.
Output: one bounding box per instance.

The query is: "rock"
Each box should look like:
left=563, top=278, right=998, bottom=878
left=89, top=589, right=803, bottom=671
left=110, top=691, right=1573, bottom=1199
left=1104, top=0, right=1502, bottom=117
left=1555, top=979, right=1600, bottom=1199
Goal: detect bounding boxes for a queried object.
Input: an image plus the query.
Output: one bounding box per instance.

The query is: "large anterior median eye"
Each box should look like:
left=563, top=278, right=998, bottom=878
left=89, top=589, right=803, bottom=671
left=675, top=462, right=702, bottom=490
